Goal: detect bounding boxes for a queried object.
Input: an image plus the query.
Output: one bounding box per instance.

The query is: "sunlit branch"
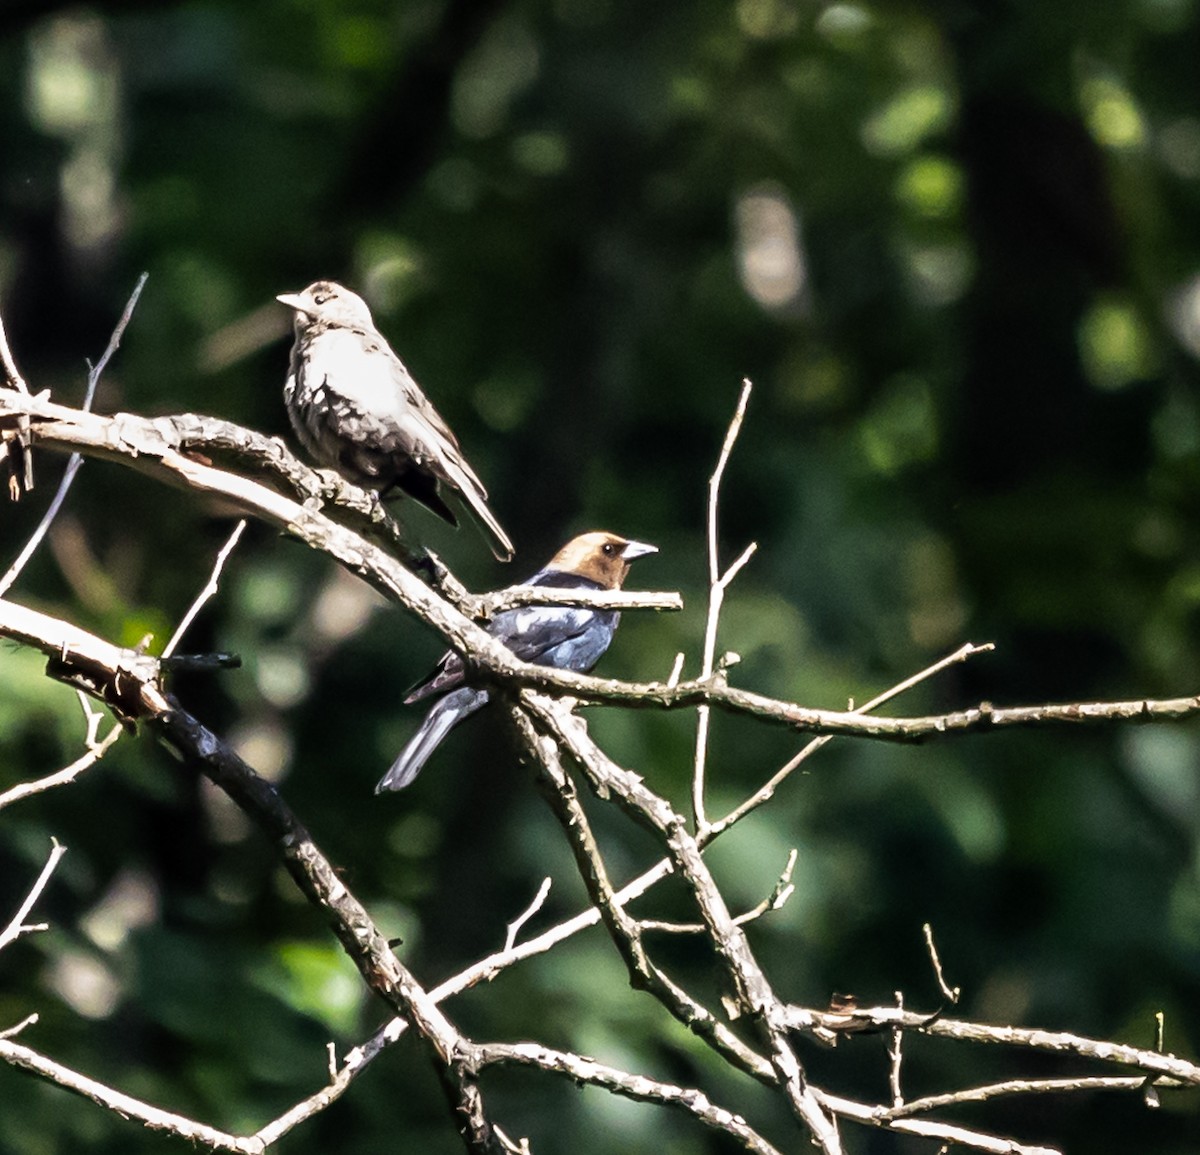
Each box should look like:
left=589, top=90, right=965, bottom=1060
left=0, top=274, right=146, bottom=596
left=693, top=378, right=755, bottom=832
left=0, top=839, right=67, bottom=953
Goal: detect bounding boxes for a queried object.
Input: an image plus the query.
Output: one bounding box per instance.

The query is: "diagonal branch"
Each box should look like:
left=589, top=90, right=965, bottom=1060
left=0, top=274, right=146, bottom=595
left=0, top=839, right=67, bottom=953
left=0, top=601, right=509, bottom=1154
left=511, top=706, right=775, bottom=1083
left=519, top=696, right=843, bottom=1152
left=0, top=1035, right=261, bottom=1154
left=470, top=1041, right=784, bottom=1155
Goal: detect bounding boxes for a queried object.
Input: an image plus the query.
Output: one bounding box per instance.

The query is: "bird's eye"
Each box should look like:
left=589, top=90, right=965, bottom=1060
left=602, top=543, right=616, bottom=557
left=314, top=294, right=330, bottom=306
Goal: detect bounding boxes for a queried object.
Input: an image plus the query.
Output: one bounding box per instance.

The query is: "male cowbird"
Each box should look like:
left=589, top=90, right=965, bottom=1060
left=276, top=281, right=515, bottom=561
left=376, top=531, right=657, bottom=792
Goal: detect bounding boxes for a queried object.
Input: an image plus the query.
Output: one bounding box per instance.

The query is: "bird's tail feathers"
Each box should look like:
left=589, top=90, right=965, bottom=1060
left=443, top=460, right=515, bottom=561
left=468, top=499, right=516, bottom=562
left=375, top=687, right=488, bottom=792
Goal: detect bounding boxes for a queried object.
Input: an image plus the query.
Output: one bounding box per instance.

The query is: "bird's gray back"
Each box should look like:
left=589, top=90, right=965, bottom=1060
left=285, top=325, right=460, bottom=489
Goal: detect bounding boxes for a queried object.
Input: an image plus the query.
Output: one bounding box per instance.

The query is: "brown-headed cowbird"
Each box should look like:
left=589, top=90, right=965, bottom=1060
left=376, top=531, right=657, bottom=792
left=276, top=281, right=514, bottom=561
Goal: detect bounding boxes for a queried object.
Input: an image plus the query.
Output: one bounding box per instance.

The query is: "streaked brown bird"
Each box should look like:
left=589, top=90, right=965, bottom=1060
left=376, top=531, right=657, bottom=792
left=276, top=280, right=514, bottom=561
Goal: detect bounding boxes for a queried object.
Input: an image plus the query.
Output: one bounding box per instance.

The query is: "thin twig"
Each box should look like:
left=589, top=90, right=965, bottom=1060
left=503, top=877, right=552, bottom=952
left=923, top=922, right=960, bottom=1003
left=0, top=309, right=30, bottom=394
left=0, top=1014, right=38, bottom=1041
left=693, top=379, right=754, bottom=832
left=162, top=519, right=246, bottom=658
left=881, top=1074, right=1178, bottom=1120
left=812, top=1087, right=1062, bottom=1155
left=801, top=1004, right=1200, bottom=1086
left=0, top=1036, right=263, bottom=1153
left=0, top=839, right=67, bottom=952
left=0, top=724, right=121, bottom=812
left=470, top=586, right=681, bottom=616
left=703, top=641, right=995, bottom=841
left=888, top=992, right=904, bottom=1107
left=640, top=848, right=796, bottom=933
left=0, top=274, right=148, bottom=596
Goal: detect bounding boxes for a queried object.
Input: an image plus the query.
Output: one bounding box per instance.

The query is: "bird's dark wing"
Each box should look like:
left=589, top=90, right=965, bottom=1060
left=285, top=325, right=512, bottom=556
left=404, top=574, right=616, bottom=703
left=393, top=373, right=514, bottom=560
left=404, top=650, right=467, bottom=703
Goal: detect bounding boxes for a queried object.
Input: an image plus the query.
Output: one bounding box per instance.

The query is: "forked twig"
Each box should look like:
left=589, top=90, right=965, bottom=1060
left=503, top=877, right=552, bottom=952
left=0, top=839, right=67, bottom=953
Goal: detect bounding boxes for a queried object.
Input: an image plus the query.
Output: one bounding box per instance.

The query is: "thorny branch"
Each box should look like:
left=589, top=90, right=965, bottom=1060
left=1, top=317, right=1198, bottom=1155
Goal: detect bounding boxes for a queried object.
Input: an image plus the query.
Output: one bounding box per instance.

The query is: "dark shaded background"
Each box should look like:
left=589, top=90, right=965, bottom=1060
left=2, top=1, right=1200, bottom=1151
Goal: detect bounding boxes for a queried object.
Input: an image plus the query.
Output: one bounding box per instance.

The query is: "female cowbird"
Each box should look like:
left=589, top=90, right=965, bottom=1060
left=376, top=531, right=657, bottom=792
left=276, top=281, right=515, bottom=561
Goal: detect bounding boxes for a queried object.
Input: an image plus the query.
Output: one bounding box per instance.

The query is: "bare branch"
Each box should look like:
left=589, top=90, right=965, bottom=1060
left=4, top=394, right=1198, bottom=751
left=640, top=848, right=796, bottom=934
left=812, top=1088, right=1062, bottom=1155
left=923, top=922, right=960, bottom=1004
left=705, top=640, right=995, bottom=840
left=881, top=1074, right=1177, bottom=1119
left=503, top=877, right=552, bottom=952
left=2, top=372, right=1197, bottom=1155
left=162, top=519, right=247, bottom=658
left=0, top=600, right=510, bottom=1153
left=0, top=721, right=121, bottom=812
left=520, top=696, right=844, bottom=1151
left=801, top=1005, right=1200, bottom=1086
left=0, top=839, right=67, bottom=952
left=511, top=705, right=779, bottom=1084
left=0, top=274, right=147, bottom=594
left=469, top=585, right=681, bottom=616
left=0, top=1035, right=263, bottom=1153
left=693, top=378, right=755, bottom=831
left=472, top=1041, right=785, bottom=1155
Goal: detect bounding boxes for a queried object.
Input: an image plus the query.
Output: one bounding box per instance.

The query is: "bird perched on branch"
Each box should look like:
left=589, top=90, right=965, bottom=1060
left=376, top=531, right=657, bottom=793
left=276, top=280, right=514, bottom=561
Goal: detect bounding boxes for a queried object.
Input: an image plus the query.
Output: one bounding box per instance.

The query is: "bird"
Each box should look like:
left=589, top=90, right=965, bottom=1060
left=376, top=531, right=657, bottom=792
left=276, top=280, right=515, bottom=561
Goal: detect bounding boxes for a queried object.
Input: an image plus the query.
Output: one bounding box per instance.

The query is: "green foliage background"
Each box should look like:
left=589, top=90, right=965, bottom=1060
left=2, top=0, right=1200, bottom=1150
